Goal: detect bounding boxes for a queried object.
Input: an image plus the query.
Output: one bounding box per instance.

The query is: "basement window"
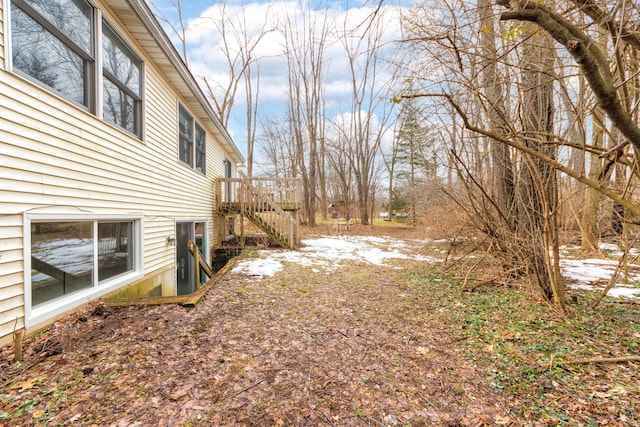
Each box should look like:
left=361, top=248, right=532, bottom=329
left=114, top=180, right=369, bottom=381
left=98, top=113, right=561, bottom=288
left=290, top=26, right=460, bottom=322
left=26, top=215, right=143, bottom=327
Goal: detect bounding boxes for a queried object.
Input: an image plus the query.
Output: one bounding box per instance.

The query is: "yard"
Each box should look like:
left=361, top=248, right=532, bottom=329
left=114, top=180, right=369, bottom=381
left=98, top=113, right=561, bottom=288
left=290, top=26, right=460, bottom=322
left=1, top=226, right=639, bottom=426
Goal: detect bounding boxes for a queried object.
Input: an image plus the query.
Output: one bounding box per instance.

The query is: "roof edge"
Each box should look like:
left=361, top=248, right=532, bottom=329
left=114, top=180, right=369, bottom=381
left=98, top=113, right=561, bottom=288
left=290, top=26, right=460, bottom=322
left=128, top=0, right=245, bottom=164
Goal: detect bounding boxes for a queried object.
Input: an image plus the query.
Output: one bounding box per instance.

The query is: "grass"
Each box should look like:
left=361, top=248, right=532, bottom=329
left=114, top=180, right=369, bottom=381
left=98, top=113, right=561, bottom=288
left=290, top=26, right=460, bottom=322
left=312, top=217, right=414, bottom=228
left=405, top=263, right=640, bottom=425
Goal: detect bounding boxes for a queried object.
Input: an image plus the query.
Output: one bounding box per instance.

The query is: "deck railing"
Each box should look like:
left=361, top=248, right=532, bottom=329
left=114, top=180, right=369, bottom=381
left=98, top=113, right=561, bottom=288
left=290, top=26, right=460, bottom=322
left=216, top=177, right=302, bottom=248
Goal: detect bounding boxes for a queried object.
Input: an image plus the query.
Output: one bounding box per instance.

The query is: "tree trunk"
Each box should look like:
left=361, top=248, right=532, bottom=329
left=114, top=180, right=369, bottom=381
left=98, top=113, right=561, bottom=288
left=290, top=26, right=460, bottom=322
left=517, top=22, right=565, bottom=309
left=581, top=29, right=607, bottom=252
left=478, top=0, right=514, bottom=226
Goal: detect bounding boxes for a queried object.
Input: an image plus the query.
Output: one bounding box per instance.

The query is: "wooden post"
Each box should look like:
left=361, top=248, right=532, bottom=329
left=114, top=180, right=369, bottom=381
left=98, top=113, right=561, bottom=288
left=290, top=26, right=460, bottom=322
left=194, top=245, right=201, bottom=292
left=13, top=329, right=25, bottom=363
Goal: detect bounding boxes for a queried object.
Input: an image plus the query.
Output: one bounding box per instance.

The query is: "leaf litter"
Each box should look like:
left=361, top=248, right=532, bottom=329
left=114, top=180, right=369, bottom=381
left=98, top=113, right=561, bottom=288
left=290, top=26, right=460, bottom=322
left=1, top=229, right=638, bottom=426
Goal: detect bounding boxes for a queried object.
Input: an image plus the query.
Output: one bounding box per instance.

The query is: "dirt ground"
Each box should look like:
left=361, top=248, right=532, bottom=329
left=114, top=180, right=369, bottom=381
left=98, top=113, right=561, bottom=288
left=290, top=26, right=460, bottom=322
left=1, top=228, right=512, bottom=426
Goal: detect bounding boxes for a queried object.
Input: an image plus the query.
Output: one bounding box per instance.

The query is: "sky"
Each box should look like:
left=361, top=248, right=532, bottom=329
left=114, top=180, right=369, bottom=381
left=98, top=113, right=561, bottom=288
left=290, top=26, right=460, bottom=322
left=148, top=0, right=408, bottom=168
left=231, top=235, right=640, bottom=300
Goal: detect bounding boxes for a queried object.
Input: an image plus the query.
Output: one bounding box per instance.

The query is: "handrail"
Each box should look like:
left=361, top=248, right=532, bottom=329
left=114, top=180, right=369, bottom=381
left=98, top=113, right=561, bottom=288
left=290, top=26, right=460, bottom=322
left=216, top=177, right=301, bottom=248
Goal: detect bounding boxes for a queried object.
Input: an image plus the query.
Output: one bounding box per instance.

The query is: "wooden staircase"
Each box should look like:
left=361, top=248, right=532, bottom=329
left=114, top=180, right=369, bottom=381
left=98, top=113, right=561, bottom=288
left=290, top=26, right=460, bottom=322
left=216, top=177, right=302, bottom=249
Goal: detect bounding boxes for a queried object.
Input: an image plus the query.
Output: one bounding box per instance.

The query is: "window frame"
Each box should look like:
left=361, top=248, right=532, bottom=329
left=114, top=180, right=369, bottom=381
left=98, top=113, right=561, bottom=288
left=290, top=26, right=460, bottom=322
left=7, top=0, right=145, bottom=139
left=101, top=21, right=143, bottom=136
left=24, top=213, right=144, bottom=328
left=178, top=104, right=207, bottom=175
left=9, top=0, right=96, bottom=111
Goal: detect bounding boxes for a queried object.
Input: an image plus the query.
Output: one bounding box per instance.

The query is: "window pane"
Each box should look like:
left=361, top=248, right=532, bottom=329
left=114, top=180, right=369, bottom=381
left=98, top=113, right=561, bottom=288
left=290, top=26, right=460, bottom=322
left=31, top=222, right=93, bottom=306
left=98, top=222, right=134, bottom=281
left=102, top=24, right=140, bottom=95
left=11, top=6, right=87, bottom=105
left=179, top=107, right=193, bottom=166
left=21, top=0, right=93, bottom=54
left=195, top=125, right=206, bottom=173
left=103, top=78, right=136, bottom=134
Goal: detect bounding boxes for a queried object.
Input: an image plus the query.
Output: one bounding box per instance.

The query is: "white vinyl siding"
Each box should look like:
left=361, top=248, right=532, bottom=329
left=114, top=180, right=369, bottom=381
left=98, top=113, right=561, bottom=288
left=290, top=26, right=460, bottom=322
left=0, top=1, right=5, bottom=70
left=0, top=0, right=241, bottom=342
left=0, top=215, right=25, bottom=340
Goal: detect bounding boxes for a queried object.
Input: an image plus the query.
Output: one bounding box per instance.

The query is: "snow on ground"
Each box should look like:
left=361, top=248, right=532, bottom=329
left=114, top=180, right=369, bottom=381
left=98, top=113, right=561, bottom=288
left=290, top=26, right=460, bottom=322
left=232, top=235, right=640, bottom=300
left=561, top=260, right=640, bottom=299
left=231, top=235, right=438, bottom=278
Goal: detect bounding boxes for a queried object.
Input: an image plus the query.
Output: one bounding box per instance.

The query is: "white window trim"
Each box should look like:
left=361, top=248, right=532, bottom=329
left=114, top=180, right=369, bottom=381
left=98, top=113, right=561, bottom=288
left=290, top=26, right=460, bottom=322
left=24, top=212, right=144, bottom=328
left=4, top=2, right=145, bottom=140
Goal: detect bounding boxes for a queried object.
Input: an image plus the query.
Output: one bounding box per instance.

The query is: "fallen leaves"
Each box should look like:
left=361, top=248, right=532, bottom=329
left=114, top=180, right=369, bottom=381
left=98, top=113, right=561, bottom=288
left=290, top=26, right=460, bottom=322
left=1, top=232, right=638, bottom=425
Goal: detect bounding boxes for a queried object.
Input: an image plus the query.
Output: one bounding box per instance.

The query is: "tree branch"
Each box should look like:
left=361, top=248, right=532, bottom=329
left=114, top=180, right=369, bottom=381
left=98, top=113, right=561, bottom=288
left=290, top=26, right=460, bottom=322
left=570, top=0, right=640, bottom=51
left=497, top=1, right=640, bottom=153
left=401, top=93, right=640, bottom=218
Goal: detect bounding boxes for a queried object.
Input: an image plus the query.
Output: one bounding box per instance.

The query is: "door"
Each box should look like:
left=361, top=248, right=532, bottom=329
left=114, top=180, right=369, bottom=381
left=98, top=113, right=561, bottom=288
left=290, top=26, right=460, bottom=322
left=176, top=221, right=209, bottom=295
left=176, top=222, right=193, bottom=295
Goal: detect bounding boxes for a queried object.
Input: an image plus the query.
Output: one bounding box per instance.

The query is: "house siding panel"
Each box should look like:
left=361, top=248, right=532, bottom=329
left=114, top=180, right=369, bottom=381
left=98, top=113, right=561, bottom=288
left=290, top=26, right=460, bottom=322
left=0, top=306, right=24, bottom=340
left=0, top=214, right=24, bottom=338
left=0, top=1, right=4, bottom=69
left=0, top=0, right=242, bottom=345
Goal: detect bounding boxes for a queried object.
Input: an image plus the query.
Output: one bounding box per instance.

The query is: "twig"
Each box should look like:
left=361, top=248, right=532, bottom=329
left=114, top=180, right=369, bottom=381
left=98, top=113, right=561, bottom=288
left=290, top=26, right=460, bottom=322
left=463, top=266, right=524, bottom=292
left=319, top=408, right=336, bottom=427
left=364, top=416, right=385, bottom=427
left=224, top=379, right=265, bottom=400
left=554, top=355, right=640, bottom=366
left=460, top=243, right=491, bottom=292
left=335, top=329, right=349, bottom=338
left=592, top=237, right=638, bottom=308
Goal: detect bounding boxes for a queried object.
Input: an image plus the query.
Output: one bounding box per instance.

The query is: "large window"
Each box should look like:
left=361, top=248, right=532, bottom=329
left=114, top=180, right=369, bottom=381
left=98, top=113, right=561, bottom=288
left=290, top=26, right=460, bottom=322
left=179, top=105, right=206, bottom=174
left=31, top=219, right=138, bottom=307
left=10, top=0, right=143, bottom=137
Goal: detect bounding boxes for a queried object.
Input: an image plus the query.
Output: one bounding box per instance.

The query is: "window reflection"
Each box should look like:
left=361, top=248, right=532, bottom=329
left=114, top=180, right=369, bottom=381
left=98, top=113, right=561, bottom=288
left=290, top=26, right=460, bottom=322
left=102, top=25, right=140, bottom=94
left=31, top=220, right=137, bottom=306
left=11, top=5, right=87, bottom=106
left=31, top=222, right=94, bottom=306
left=103, top=78, right=136, bottom=134
left=195, top=125, right=206, bottom=173
left=98, top=222, right=134, bottom=281
left=22, top=0, right=93, bottom=54
left=179, top=106, right=194, bottom=166
left=102, top=23, right=141, bottom=135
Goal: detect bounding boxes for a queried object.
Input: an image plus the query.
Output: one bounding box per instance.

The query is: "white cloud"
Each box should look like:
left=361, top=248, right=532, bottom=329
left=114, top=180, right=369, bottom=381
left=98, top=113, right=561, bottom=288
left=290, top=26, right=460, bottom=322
left=181, top=1, right=406, bottom=110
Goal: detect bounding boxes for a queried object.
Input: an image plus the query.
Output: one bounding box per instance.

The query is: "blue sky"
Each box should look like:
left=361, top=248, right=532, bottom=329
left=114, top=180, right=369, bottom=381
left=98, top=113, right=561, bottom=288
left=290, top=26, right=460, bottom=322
left=148, top=0, right=407, bottom=166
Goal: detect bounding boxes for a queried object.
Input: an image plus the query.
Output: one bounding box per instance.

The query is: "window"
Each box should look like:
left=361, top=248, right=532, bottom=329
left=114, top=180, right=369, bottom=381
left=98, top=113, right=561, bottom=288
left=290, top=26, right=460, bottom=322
left=179, top=105, right=206, bottom=174
left=102, top=23, right=142, bottom=135
left=10, top=0, right=143, bottom=137
left=31, top=222, right=94, bottom=306
left=11, top=0, right=94, bottom=107
left=195, top=125, right=206, bottom=174
left=30, top=219, right=138, bottom=307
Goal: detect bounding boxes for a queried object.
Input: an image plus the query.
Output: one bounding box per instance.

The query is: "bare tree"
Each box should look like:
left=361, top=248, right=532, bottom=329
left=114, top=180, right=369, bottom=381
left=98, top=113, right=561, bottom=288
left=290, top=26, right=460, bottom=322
left=149, top=0, right=190, bottom=64
left=335, top=7, right=395, bottom=225
left=280, top=2, right=331, bottom=225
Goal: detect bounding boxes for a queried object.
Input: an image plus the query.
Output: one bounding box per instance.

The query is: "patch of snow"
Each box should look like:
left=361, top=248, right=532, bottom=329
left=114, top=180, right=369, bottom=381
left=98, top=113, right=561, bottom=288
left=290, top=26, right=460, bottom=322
left=561, top=258, right=640, bottom=300
left=231, top=235, right=438, bottom=278
left=232, top=235, right=640, bottom=301
left=232, top=257, right=283, bottom=278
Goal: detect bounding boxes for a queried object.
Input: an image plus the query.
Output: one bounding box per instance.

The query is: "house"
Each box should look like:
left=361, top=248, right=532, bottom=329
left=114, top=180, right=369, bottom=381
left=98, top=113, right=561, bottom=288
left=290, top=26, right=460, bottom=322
left=0, top=0, right=251, bottom=347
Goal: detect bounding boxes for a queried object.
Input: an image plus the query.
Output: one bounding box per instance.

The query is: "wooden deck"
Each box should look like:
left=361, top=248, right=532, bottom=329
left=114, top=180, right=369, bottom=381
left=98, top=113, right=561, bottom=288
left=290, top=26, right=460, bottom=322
left=216, top=177, right=302, bottom=248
